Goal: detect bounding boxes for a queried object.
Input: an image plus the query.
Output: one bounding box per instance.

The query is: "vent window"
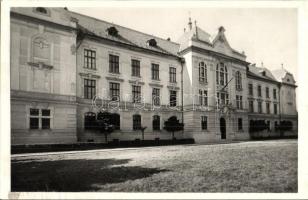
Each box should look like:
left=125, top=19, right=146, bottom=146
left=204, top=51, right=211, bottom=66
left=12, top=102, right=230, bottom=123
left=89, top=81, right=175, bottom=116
left=107, top=27, right=118, bottom=36
left=36, top=7, right=47, bottom=14
left=148, top=39, right=157, bottom=47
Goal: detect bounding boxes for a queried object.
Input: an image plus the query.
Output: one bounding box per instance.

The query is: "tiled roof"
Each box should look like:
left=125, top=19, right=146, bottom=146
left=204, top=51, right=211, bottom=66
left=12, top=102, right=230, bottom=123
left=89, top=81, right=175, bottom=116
left=69, top=10, right=181, bottom=57
left=248, top=65, right=278, bottom=82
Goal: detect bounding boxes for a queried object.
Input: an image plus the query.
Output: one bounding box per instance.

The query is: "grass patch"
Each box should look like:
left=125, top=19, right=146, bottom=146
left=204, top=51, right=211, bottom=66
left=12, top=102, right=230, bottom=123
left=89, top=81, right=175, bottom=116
left=11, top=140, right=297, bottom=192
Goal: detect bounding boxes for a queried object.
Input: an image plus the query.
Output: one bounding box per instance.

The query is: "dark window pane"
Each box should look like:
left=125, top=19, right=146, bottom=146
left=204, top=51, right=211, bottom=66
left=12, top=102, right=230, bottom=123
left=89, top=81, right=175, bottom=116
left=30, top=117, right=39, bottom=129
left=30, top=108, right=39, bottom=116
left=42, top=109, right=50, bottom=116
left=153, top=115, right=160, bottom=130
left=133, top=114, right=141, bottom=130
left=84, top=112, right=96, bottom=130
left=84, top=49, right=96, bottom=69
left=42, top=118, right=50, bottom=129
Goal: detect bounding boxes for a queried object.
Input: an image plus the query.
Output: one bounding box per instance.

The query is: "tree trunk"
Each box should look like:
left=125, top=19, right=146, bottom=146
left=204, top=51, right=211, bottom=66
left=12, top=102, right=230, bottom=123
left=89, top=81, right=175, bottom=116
left=142, top=130, right=144, bottom=141
left=172, top=131, right=175, bottom=140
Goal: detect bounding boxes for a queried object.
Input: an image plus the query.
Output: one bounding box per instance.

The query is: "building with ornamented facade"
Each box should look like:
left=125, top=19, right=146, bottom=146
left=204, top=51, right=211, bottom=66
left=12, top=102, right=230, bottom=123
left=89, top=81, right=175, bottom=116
left=10, top=7, right=298, bottom=145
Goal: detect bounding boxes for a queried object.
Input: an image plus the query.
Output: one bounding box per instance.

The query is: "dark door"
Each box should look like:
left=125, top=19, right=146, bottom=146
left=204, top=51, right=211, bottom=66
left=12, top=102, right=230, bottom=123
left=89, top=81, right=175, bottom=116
left=220, top=117, right=226, bottom=139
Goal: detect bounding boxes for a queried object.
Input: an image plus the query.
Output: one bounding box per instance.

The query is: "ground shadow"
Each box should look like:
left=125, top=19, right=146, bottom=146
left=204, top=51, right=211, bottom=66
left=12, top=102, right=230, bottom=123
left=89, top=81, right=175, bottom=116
left=11, top=158, right=168, bottom=192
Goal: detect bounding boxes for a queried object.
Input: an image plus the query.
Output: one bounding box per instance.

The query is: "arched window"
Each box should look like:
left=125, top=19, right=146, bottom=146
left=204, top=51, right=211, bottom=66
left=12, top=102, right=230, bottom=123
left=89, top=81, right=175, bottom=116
left=84, top=112, right=96, bottom=130
left=153, top=115, right=160, bottom=130
left=111, top=113, right=120, bottom=130
left=199, top=62, right=207, bottom=82
left=216, top=63, right=228, bottom=86
left=235, top=71, right=242, bottom=90
left=32, top=37, right=50, bottom=64
left=133, top=114, right=141, bottom=130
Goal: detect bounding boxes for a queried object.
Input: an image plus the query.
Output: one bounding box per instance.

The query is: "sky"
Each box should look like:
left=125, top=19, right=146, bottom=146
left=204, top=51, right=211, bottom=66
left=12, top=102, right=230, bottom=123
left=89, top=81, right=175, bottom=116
left=69, top=7, right=297, bottom=81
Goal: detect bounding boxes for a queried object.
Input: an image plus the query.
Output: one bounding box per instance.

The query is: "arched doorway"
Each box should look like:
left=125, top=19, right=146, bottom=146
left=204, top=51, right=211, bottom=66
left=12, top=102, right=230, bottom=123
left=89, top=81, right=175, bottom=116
left=220, top=117, right=226, bottom=139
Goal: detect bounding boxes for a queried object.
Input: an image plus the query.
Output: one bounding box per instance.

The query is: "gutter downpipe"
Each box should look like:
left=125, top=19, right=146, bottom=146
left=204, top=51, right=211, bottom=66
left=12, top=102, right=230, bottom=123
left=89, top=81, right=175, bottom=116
left=278, top=82, right=282, bottom=137
left=180, top=57, right=185, bottom=134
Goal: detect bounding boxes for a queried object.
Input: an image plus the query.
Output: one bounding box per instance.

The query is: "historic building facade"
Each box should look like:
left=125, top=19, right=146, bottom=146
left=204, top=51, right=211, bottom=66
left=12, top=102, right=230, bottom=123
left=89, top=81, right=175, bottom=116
left=10, top=7, right=298, bottom=145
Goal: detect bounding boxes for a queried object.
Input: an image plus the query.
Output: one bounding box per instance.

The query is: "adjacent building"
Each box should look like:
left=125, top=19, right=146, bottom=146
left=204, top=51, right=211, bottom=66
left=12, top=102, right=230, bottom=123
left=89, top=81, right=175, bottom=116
left=10, top=7, right=298, bottom=145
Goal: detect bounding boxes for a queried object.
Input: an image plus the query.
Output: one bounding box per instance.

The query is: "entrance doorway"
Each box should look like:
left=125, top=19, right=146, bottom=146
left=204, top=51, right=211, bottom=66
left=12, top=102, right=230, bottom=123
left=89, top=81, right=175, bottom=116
left=220, top=117, right=226, bottom=139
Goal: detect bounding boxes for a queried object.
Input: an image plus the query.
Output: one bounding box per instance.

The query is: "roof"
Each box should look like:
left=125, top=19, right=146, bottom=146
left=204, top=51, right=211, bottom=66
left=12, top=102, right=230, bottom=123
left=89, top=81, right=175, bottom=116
left=69, top=10, right=181, bottom=57
left=177, top=24, right=246, bottom=61
left=247, top=64, right=278, bottom=83
left=271, top=68, right=290, bottom=81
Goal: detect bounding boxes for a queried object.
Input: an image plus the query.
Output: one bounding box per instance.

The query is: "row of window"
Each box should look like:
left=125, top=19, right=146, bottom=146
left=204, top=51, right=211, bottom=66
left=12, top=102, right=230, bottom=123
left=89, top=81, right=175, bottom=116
left=248, top=100, right=278, bottom=114
left=84, top=79, right=178, bottom=106
left=84, top=49, right=177, bottom=82
left=84, top=113, right=161, bottom=130
left=248, top=83, right=277, bottom=99
left=201, top=116, right=243, bottom=131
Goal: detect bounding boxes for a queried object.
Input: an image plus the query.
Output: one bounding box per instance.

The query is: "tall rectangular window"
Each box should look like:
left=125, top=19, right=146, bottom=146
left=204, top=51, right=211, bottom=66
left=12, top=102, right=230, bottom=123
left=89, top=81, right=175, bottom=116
left=258, top=101, right=262, bottom=113
left=248, top=84, right=253, bottom=96
left=170, top=90, right=177, bottom=107
left=133, top=114, right=141, bottom=130
left=84, top=79, right=96, bottom=99
left=266, top=102, right=270, bottom=114
left=84, top=49, right=96, bottom=69
left=169, top=67, right=176, bottom=83
left=30, top=108, right=39, bottom=129
left=217, top=92, right=229, bottom=105
left=236, top=95, right=243, bottom=109
left=109, top=54, right=119, bottom=73
left=273, top=89, right=277, bottom=99
left=109, top=82, right=120, bottom=101
left=199, top=90, right=208, bottom=106
left=201, top=116, right=207, bottom=130
left=266, top=87, right=269, bottom=98
left=41, top=109, right=51, bottom=129
left=151, top=63, right=159, bottom=80
left=274, top=103, right=278, bottom=114
left=153, top=115, right=160, bottom=130
left=131, top=59, right=140, bottom=77
left=238, top=118, right=243, bottom=130
left=132, top=85, right=141, bottom=103
left=249, top=100, right=254, bottom=112
left=152, top=88, right=160, bottom=106
left=258, top=85, right=262, bottom=97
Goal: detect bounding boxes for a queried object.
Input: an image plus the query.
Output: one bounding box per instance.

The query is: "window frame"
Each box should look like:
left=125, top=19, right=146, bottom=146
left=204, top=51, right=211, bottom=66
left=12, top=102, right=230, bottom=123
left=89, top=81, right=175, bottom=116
left=169, top=67, right=177, bottom=83
left=152, top=115, right=160, bottom=131
left=133, top=114, right=141, bottom=130
left=169, top=90, right=177, bottom=107
left=109, top=54, right=120, bottom=74
left=109, top=82, right=120, bottom=101
left=199, top=62, right=207, bottom=83
left=132, top=85, right=141, bottom=103
left=151, top=63, right=160, bottom=80
left=29, top=108, right=51, bottom=130
left=84, top=79, right=96, bottom=99
left=235, top=71, right=242, bottom=90
left=84, top=49, right=96, bottom=70
left=131, top=59, right=140, bottom=77
left=152, top=88, right=160, bottom=106
left=201, top=116, right=208, bottom=130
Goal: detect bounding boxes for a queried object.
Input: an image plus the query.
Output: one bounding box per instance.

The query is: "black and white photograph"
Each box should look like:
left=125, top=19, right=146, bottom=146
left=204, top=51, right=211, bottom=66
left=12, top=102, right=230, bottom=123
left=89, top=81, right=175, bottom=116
left=1, top=0, right=307, bottom=199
